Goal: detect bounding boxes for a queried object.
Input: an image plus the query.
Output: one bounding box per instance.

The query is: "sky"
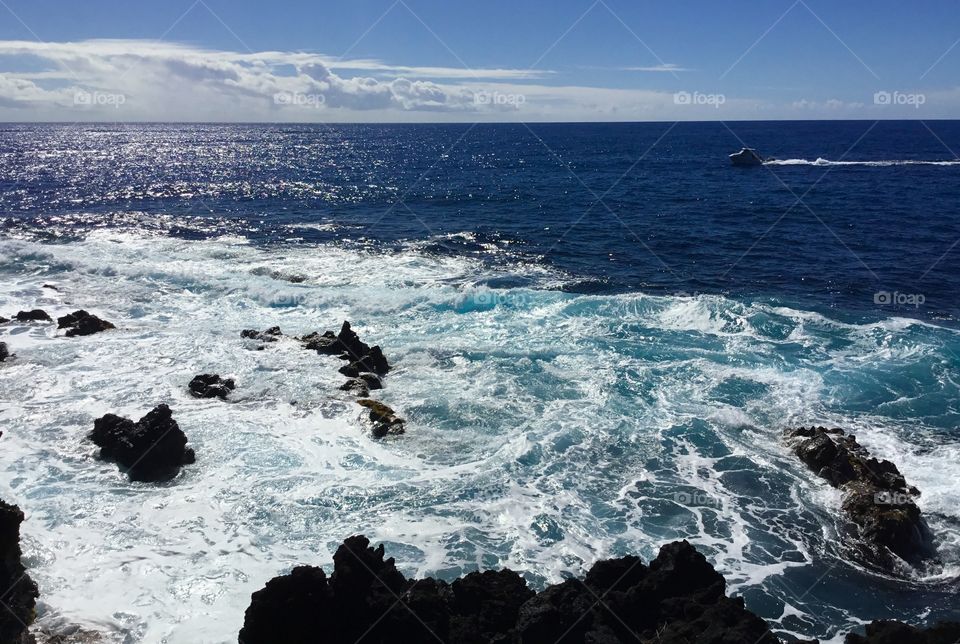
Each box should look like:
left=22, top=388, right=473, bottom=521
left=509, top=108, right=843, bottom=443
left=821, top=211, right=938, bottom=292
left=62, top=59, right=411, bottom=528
left=0, top=0, right=957, bottom=122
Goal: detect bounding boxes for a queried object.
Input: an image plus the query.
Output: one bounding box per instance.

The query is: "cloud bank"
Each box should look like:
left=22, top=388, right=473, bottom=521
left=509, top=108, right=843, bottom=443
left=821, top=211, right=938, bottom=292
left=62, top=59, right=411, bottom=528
left=0, top=39, right=956, bottom=122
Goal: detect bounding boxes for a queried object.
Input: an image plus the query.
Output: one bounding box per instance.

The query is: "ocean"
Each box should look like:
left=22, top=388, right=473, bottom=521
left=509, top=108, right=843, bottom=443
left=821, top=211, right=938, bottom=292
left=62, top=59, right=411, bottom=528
left=1, top=121, right=959, bottom=643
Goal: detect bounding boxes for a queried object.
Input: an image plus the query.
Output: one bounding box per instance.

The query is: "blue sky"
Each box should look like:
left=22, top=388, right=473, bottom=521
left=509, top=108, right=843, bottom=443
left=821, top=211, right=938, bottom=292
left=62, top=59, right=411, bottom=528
left=0, top=0, right=957, bottom=121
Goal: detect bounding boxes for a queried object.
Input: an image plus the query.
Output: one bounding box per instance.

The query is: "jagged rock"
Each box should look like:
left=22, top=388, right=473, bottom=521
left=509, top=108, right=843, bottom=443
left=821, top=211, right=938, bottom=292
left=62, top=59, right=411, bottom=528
left=0, top=500, right=39, bottom=644
left=241, top=327, right=282, bottom=342
left=846, top=620, right=960, bottom=643
left=14, top=310, right=51, bottom=323
left=357, top=399, right=405, bottom=438
left=303, top=322, right=370, bottom=359
left=56, top=310, right=115, bottom=337
left=0, top=316, right=8, bottom=323
left=189, top=374, right=235, bottom=400
left=303, top=322, right=391, bottom=377
left=239, top=537, right=780, bottom=644
left=0, top=342, right=8, bottom=362
left=339, top=345, right=390, bottom=377
left=89, top=404, right=195, bottom=482
left=787, top=426, right=936, bottom=569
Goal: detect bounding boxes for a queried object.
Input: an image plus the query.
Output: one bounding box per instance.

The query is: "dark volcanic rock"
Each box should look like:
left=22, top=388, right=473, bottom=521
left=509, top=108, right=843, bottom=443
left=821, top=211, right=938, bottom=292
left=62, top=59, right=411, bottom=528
left=339, top=379, right=370, bottom=397
left=0, top=342, right=8, bottom=362
left=0, top=500, right=39, bottom=644
left=339, top=345, right=390, bottom=377
left=0, top=316, right=8, bottom=323
left=89, top=404, right=195, bottom=482
left=304, top=322, right=391, bottom=377
left=787, top=426, right=936, bottom=569
left=304, top=321, right=370, bottom=359
left=189, top=374, right=235, bottom=400
left=240, top=537, right=780, bottom=644
left=241, top=327, right=282, bottom=342
left=14, top=309, right=51, bottom=323
left=357, top=399, right=405, bottom=438
left=846, top=620, right=960, bottom=643
left=57, top=310, right=116, bottom=337
left=339, top=374, right=384, bottom=397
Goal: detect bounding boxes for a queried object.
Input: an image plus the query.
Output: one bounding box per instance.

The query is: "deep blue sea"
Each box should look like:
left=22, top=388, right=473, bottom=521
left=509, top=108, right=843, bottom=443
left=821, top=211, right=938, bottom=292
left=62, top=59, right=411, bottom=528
left=0, top=121, right=959, bottom=643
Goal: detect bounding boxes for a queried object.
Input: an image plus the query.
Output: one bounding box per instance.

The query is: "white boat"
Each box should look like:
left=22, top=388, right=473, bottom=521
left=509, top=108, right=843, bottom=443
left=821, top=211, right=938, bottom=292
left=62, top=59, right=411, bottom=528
left=729, top=148, right=764, bottom=167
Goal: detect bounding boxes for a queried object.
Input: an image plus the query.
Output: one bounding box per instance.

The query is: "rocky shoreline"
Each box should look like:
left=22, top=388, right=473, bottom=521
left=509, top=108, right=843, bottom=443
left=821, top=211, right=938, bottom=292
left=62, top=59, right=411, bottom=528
left=1, top=311, right=957, bottom=642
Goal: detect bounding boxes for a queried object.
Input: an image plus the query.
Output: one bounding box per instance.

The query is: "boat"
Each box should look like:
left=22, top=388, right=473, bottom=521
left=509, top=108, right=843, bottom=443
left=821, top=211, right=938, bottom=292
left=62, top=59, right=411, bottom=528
left=729, top=148, right=765, bottom=167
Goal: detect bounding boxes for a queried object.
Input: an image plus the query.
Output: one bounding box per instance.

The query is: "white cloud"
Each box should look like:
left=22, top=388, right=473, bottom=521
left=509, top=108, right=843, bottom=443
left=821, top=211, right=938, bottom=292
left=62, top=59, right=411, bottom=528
left=0, top=39, right=956, bottom=121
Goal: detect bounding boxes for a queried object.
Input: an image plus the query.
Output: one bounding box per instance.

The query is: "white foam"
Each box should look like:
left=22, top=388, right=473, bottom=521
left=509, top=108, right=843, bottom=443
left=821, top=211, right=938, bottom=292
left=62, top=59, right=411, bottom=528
left=1, top=232, right=958, bottom=642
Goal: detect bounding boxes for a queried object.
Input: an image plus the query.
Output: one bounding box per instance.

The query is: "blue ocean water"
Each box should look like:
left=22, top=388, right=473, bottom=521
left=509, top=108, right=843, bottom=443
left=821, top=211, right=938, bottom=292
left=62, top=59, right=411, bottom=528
left=0, top=121, right=958, bottom=642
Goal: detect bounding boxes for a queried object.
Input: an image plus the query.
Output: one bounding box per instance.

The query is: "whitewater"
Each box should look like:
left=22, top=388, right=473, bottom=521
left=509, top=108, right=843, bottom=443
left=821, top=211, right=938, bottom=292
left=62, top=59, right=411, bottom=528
left=1, top=230, right=959, bottom=643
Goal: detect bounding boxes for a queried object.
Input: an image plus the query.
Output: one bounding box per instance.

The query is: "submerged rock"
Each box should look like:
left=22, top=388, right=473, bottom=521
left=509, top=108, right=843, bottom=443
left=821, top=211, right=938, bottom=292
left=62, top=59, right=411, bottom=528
left=787, top=426, right=936, bottom=569
left=357, top=399, right=405, bottom=438
left=339, top=379, right=369, bottom=397
left=56, top=310, right=115, bottom=337
left=89, top=404, right=195, bottom=482
left=0, top=342, right=8, bottom=362
left=14, top=309, right=52, bottom=323
left=846, top=620, right=960, bottom=643
left=189, top=374, right=235, bottom=400
left=239, top=536, right=779, bottom=644
left=339, top=373, right=383, bottom=397
left=241, top=327, right=282, bottom=342
left=0, top=500, right=39, bottom=644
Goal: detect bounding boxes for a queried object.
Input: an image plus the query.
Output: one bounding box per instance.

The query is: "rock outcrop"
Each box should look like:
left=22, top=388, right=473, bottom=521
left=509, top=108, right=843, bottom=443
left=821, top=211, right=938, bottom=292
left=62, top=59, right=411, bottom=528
left=239, top=536, right=780, bottom=644
left=89, top=404, right=195, bottom=482
left=241, top=327, right=282, bottom=342
left=188, top=374, right=235, bottom=400
left=0, top=501, right=39, bottom=644
left=56, top=311, right=115, bottom=337
left=357, top=399, right=405, bottom=438
left=303, top=322, right=391, bottom=377
left=14, top=310, right=51, bottom=323
left=0, top=342, right=8, bottom=362
left=846, top=620, right=960, bottom=643
left=787, top=426, right=936, bottom=570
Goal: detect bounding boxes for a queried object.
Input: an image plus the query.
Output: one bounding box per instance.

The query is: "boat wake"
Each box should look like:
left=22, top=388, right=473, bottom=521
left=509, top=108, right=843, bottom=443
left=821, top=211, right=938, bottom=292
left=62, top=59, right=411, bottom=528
left=765, top=158, right=960, bottom=167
